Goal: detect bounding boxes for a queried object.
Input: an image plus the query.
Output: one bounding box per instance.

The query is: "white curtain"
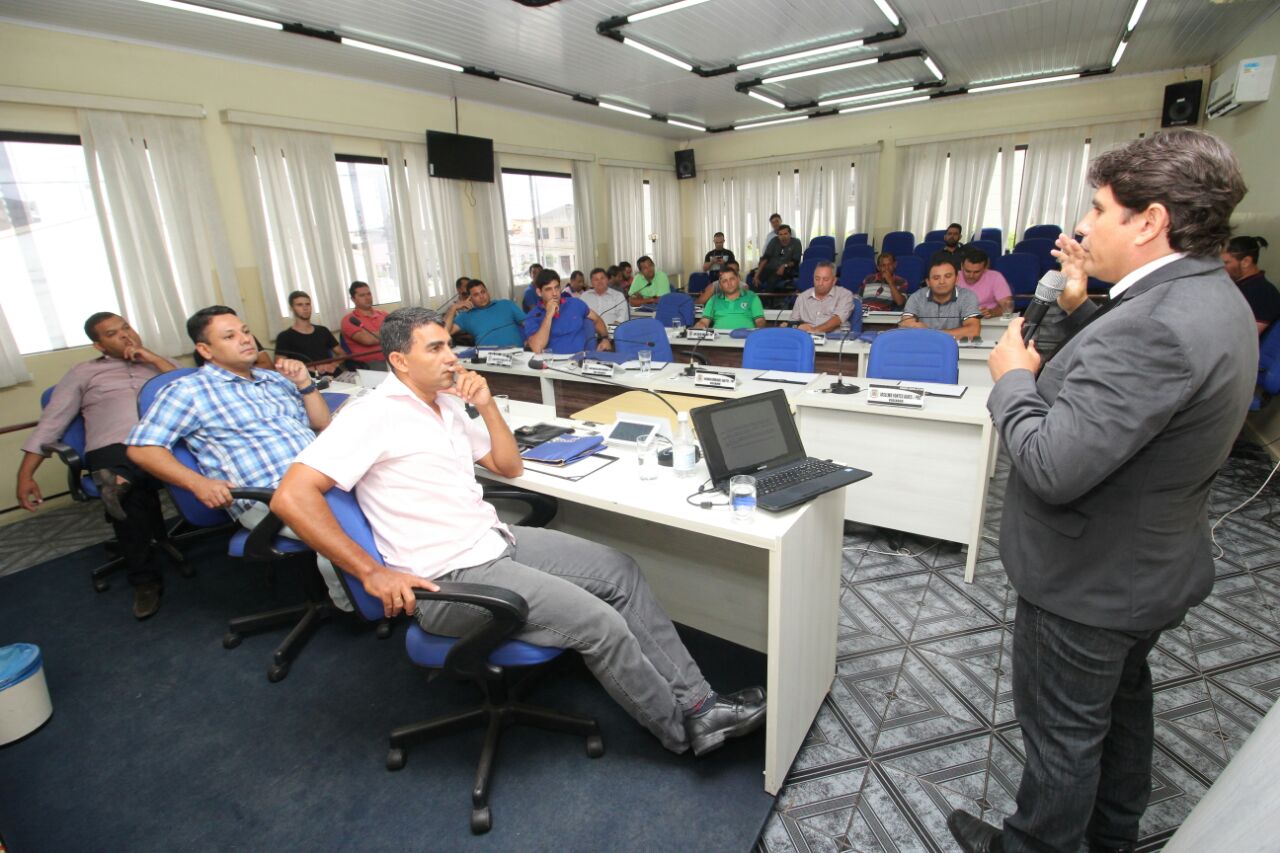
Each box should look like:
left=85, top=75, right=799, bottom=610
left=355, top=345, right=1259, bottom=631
left=1016, top=126, right=1089, bottom=239
left=570, top=160, right=598, bottom=270
left=648, top=169, right=683, bottom=273
left=80, top=110, right=240, bottom=357
left=472, top=154, right=514, bottom=299
left=694, top=168, right=748, bottom=263
left=1066, top=119, right=1159, bottom=234
left=897, top=135, right=1007, bottom=239
left=850, top=151, right=879, bottom=238
left=233, top=125, right=354, bottom=327
left=799, top=155, right=857, bottom=245
left=384, top=140, right=466, bottom=307
left=607, top=166, right=646, bottom=266
left=0, top=305, right=30, bottom=388
left=897, top=141, right=948, bottom=237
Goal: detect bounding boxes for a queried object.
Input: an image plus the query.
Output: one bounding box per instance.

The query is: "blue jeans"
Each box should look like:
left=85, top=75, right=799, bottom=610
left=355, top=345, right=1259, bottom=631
left=1003, top=597, right=1173, bottom=853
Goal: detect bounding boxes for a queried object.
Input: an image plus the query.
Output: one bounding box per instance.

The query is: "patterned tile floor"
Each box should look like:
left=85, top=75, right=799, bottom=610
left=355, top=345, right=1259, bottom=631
left=2, top=449, right=1277, bottom=853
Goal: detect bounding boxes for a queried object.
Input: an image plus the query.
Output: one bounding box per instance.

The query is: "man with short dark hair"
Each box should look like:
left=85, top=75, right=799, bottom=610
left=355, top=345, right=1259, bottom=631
left=1222, top=235, right=1279, bottom=334
left=19, top=312, right=178, bottom=619
left=270, top=307, right=766, bottom=757
left=567, top=270, right=587, bottom=294
left=580, top=268, right=630, bottom=326
left=860, top=253, right=908, bottom=310
left=520, top=264, right=545, bottom=312
left=276, top=291, right=343, bottom=374
left=957, top=249, right=1014, bottom=318
left=627, top=256, right=671, bottom=306
left=703, top=232, right=736, bottom=280
left=900, top=260, right=982, bottom=338
left=525, top=270, right=611, bottom=354
left=788, top=262, right=854, bottom=333
left=939, top=222, right=965, bottom=257
left=618, top=261, right=634, bottom=290
left=606, top=265, right=627, bottom=294
left=444, top=280, right=526, bottom=348
left=756, top=225, right=802, bottom=289
left=696, top=269, right=765, bottom=331
left=341, top=281, right=389, bottom=370
left=948, top=130, right=1258, bottom=853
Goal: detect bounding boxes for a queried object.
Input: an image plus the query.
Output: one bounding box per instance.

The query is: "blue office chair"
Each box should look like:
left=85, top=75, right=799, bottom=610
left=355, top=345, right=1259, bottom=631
left=893, top=256, right=926, bottom=293
left=845, top=232, right=870, bottom=248
left=867, top=329, right=960, bottom=385
left=1023, top=224, right=1063, bottom=242
left=322, top=487, right=601, bottom=835
left=1013, top=237, right=1058, bottom=275
left=838, top=257, right=876, bottom=294
left=881, top=231, right=915, bottom=258
left=976, top=227, right=1003, bottom=245
left=841, top=243, right=875, bottom=261
left=924, top=229, right=946, bottom=242
left=687, top=272, right=711, bottom=295
left=1252, top=322, right=1280, bottom=411
left=807, top=235, right=836, bottom=254
left=913, top=241, right=946, bottom=265
left=802, top=243, right=835, bottom=263
left=655, top=292, right=695, bottom=328
left=521, top=284, right=539, bottom=312
left=794, top=256, right=822, bottom=292
left=611, top=317, right=674, bottom=361
left=742, top=327, right=816, bottom=372
left=968, top=239, right=1002, bottom=260
left=995, top=252, right=1040, bottom=310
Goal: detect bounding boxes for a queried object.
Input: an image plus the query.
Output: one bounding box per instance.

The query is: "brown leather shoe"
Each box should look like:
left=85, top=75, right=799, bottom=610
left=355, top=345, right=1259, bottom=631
left=947, top=810, right=1003, bottom=853
left=132, top=581, right=162, bottom=620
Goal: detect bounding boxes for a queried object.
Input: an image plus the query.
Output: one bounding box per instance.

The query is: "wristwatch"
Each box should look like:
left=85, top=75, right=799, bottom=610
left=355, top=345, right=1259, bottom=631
left=298, top=381, right=318, bottom=395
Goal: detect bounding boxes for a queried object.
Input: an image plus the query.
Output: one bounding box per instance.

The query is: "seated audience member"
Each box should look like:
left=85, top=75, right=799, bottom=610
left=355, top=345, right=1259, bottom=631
left=861, top=253, right=909, bottom=310
left=442, top=276, right=470, bottom=310
left=1222, top=235, right=1280, bottom=334
left=703, top=232, right=737, bottom=280
left=755, top=224, right=802, bottom=289
left=787, top=262, right=854, bottom=333
left=19, top=312, right=178, bottom=619
left=606, top=265, right=628, bottom=294
left=579, top=267, right=631, bottom=326
left=938, top=222, right=966, bottom=258
left=126, top=306, right=349, bottom=609
left=759, top=213, right=782, bottom=256
left=696, top=261, right=744, bottom=306
left=445, top=279, right=527, bottom=348
left=524, top=269, right=612, bottom=354
left=618, top=260, right=635, bottom=291
left=957, top=249, right=1014, bottom=318
left=521, top=263, right=544, bottom=312
left=270, top=307, right=766, bottom=756
left=628, top=256, right=672, bottom=306
left=275, top=291, right=343, bottom=374
left=567, top=270, right=587, bottom=294
left=900, top=260, right=982, bottom=339
left=696, top=268, right=765, bottom=331
left=341, top=281, right=389, bottom=370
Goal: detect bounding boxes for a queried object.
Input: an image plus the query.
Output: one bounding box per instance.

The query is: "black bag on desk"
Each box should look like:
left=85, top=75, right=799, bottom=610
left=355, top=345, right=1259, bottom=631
left=513, top=423, right=575, bottom=451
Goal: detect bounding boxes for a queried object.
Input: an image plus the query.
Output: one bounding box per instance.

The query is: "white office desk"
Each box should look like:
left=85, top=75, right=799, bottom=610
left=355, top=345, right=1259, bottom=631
left=649, top=365, right=823, bottom=401
left=847, top=339, right=995, bottom=388
left=483, top=413, right=846, bottom=796
left=794, top=377, right=996, bottom=580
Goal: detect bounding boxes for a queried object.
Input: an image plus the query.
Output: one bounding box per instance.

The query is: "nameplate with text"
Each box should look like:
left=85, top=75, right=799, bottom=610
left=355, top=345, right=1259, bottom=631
left=685, top=328, right=717, bottom=341
left=867, top=386, right=925, bottom=408
left=485, top=352, right=515, bottom=367
left=581, top=360, right=616, bottom=378
left=695, top=370, right=737, bottom=390
left=810, top=333, right=827, bottom=346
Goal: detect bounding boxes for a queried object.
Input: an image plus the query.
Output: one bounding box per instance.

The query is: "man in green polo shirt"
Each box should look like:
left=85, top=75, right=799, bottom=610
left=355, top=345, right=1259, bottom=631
left=696, top=269, right=766, bottom=331
left=628, top=255, right=671, bottom=306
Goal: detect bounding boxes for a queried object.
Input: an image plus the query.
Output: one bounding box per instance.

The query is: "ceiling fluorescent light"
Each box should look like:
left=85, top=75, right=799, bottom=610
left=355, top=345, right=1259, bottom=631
left=501, top=77, right=572, bottom=98
left=762, top=56, right=877, bottom=85
left=735, top=115, right=811, bottom=130
left=621, top=38, right=694, bottom=72
left=343, top=38, right=464, bottom=71
left=1126, top=0, right=1148, bottom=33
left=923, top=56, right=944, bottom=81
left=737, top=38, right=866, bottom=72
left=838, top=95, right=930, bottom=114
left=747, top=90, right=786, bottom=109
left=871, top=0, right=900, bottom=28
left=967, top=73, right=1081, bottom=94
left=136, top=0, right=282, bottom=29
left=667, top=119, right=707, bottom=132
left=1111, top=39, right=1128, bottom=68
left=600, top=102, right=653, bottom=119
left=627, top=0, right=713, bottom=23
left=818, top=85, right=915, bottom=107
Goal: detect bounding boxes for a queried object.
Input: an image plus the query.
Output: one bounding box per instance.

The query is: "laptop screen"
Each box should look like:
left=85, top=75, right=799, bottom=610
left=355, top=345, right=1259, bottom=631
left=692, top=389, right=807, bottom=484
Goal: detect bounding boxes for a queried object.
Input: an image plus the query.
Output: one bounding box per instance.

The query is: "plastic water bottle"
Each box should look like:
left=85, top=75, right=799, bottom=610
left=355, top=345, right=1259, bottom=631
left=673, top=412, right=698, bottom=478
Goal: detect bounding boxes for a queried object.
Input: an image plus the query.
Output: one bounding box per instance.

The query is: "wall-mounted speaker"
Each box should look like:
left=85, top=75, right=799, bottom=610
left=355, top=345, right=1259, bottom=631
left=675, top=149, right=696, bottom=180
left=1161, top=81, right=1202, bottom=128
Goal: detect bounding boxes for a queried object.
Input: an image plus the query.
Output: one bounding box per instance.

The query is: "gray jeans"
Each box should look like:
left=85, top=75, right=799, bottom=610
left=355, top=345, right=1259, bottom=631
left=418, top=526, right=711, bottom=753
left=237, top=503, right=352, bottom=612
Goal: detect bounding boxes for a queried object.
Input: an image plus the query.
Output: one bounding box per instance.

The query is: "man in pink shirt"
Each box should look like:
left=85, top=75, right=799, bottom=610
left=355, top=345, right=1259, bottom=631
left=957, top=248, right=1014, bottom=318
left=340, top=280, right=389, bottom=369
left=271, top=307, right=766, bottom=756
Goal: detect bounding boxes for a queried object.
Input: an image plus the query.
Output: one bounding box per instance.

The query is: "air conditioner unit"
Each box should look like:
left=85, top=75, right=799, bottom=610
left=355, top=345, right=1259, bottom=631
left=1207, top=55, right=1275, bottom=120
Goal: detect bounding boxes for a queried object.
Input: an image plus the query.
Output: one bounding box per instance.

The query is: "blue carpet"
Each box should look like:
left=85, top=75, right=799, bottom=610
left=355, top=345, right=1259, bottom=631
left=0, top=537, right=774, bottom=851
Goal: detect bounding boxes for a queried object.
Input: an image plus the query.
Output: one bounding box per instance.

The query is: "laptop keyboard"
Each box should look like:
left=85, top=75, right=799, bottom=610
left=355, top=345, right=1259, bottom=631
left=755, top=459, right=845, bottom=495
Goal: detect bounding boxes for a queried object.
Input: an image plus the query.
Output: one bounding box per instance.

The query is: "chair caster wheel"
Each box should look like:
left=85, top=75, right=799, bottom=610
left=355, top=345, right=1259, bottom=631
left=386, top=748, right=406, bottom=771
left=222, top=632, right=242, bottom=649
left=376, top=620, right=393, bottom=640
left=267, top=663, right=289, bottom=683
left=470, top=806, right=492, bottom=834
left=93, top=580, right=110, bottom=593
left=586, top=734, right=605, bottom=758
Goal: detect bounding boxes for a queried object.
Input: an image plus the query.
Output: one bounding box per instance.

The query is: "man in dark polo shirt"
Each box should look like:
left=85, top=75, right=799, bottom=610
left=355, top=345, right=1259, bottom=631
left=755, top=224, right=802, bottom=289
left=1222, top=235, right=1280, bottom=334
left=275, top=291, right=343, bottom=374
left=900, top=259, right=981, bottom=339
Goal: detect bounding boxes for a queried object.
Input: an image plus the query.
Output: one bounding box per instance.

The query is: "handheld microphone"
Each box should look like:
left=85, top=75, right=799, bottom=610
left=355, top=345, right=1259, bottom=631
left=1021, top=271, right=1067, bottom=345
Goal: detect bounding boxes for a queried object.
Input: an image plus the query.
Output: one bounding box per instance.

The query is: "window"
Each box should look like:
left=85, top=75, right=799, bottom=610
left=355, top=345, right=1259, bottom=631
left=501, top=169, right=576, bottom=287
left=979, top=147, right=1027, bottom=248
left=335, top=155, right=398, bottom=304
left=844, top=164, right=859, bottom=237
left=0, top=133, right=119, bottom=354
left=641, top=179, right=653, bottom=256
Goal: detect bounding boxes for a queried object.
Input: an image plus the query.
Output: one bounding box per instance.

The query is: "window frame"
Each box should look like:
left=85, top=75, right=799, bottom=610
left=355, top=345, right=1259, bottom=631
left=500, top=167, right=577, bottom=286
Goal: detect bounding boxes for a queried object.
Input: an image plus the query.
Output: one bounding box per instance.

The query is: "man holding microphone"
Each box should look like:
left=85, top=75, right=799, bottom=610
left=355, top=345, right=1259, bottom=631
left=948, top=130, right=1257, bottom=853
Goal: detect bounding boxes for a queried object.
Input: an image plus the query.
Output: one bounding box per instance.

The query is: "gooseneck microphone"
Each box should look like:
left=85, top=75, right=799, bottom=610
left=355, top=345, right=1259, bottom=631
left=1022, top=270, right=1067, bottom=345
left=467, top=317, right=528, bottom=363
left=828, top=329, right=859, bottom=395
left=682, top=326, right=713, bottom=376
left=539, top=352, right=681, bottom=416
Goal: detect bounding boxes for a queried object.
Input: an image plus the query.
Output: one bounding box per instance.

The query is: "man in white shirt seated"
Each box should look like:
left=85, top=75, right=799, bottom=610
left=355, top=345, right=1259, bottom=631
left=785, top=261, right=855, bottom=333
left=270, top=307, right=767, bottom=757
left=579, top=267, right=631, bottom=327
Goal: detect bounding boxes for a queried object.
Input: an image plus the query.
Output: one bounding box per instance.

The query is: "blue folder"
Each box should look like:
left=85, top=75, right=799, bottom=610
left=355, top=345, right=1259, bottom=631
left=520, top=434, right=606, bottom=466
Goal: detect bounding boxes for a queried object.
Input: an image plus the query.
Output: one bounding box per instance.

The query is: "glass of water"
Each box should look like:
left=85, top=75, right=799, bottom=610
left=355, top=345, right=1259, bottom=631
left=638, top=349, right=653, bottom=375
left=730, top=475, right=757, bottom=521
left=636, top=431, right=659, bottom=480
left=671, top=317, right=684, bottom=335
left=494, top=394, right=510, bottom=415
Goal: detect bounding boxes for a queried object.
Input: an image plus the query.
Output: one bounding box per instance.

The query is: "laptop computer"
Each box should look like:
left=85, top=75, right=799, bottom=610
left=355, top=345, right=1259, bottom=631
left=691, top=389, right=871, bottom=512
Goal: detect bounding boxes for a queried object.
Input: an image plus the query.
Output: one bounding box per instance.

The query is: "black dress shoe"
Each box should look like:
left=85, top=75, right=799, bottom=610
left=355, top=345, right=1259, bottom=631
left=685, top=691, right=766, bottom=756
left=947, top=810, right=1003, bottom=853
left=724, top=686, right=766, bottom=705
left=132, top=581, right=162, bottom=620
left=92, top=469, right=131, bottom=522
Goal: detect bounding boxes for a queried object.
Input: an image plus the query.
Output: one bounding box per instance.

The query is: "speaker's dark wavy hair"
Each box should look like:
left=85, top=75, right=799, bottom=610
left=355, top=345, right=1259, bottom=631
left=1087, top=130, right=1246, bottom=257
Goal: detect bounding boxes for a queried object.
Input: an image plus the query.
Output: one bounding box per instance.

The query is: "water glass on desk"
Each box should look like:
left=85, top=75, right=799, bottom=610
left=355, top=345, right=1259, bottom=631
left=636, top=431, right=659, bottom=480
left=671, top=317, right=684, bottom=335
left=638, top=349, right=653, bottom=375
left=730, top=475, right=757, bottom=521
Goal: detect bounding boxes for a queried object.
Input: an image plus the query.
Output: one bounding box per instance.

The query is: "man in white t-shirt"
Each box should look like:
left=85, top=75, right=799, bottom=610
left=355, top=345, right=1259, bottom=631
left=270, top=307, right=765, bottom=756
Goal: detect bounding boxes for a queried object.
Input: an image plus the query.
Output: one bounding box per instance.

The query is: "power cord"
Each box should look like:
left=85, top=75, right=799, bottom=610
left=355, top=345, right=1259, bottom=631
left=1210, top=456, right=1280, bottom=559
left=685, top=476, right=730, bottom=509
left=845, top=540, right=941, bottom=558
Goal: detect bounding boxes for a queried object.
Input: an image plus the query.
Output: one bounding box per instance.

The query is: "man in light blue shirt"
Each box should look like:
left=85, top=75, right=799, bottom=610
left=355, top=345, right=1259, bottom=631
left=445, top=280, right=527, bottom=348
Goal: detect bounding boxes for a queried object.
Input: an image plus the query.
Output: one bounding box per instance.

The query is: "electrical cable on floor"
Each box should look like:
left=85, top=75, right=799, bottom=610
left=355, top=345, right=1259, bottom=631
left=844, top=540, right=941, bottom=559
left=1210, top=456, right=1280, bottom=559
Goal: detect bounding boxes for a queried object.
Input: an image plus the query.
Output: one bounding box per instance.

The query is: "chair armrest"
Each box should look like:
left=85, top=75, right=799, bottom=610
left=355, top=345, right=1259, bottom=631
left=41, top=441, right=89, bottom=502
left=413, top=582, right=529, bottom=681
left=481, top=485, right=559, bottom=529
left=228, top=487, right=288, bottom=560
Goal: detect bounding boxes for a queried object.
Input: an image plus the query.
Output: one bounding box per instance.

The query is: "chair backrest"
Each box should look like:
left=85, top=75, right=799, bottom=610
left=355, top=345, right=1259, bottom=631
left=994, top=252, right=1040, bottom=300
left=687, top=272, right=711, bottom=295
left=655, top=292, right=694, bottom=328
left=742, top=327, right=816, bottom=372
left=612, top=318, right=674, bottom=361
left=808, top=235, right=836, bottom=252
left=977, top=227, right=1003, bottom=245
left=795, top=256, right=822, bottom=292
left=837, top=257, right=876, bottom=293
left=322, top=488, right=388, bottom=624
left=1023, top=224, right=1063, bottom=242
left=881, top=231, right=915, bottom=258
left=802, top=244, right=835, bottom=263
left=1259, top=320, right=1280, bottom=375
left=893, top=256, right=926, bottom=292
left=968, top=240, right=1001, bottom=261
left=913, top=241, right=945, bottom=264
left=844, top=232, right=870, bottom=248
left=521, top=285, right=540, bottom=312
left=842, top=243, right=875, bottom=261
left=1013, top=238, right=1058, bottom=274
left=137, top=368, right=233, bottom=528
left=924, top=229, right=946, bottom=242
left=867, top=329, right=960, bottom=384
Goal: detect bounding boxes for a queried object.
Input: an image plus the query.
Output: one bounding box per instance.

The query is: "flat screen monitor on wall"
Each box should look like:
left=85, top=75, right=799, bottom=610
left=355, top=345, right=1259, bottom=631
left=426, top=130, right=494, bottom=182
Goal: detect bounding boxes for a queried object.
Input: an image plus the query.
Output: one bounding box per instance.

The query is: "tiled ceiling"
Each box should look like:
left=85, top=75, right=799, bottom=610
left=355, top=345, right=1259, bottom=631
left=1, top=0, right=1277, bottom=138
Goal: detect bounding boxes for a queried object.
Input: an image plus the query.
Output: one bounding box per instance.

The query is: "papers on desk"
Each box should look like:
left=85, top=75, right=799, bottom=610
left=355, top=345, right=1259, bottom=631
left=756, top=370, right=818, bottom=385
left=869, top=379, right=967, bottom=398
left=523, top=452, right=617, bottom=481
left=521, top=434, right=606, bottom=465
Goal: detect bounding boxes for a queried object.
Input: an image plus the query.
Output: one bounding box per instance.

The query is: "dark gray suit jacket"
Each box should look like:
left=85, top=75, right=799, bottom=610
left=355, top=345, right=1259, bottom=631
left=988, top=255, right=1258, bottom=631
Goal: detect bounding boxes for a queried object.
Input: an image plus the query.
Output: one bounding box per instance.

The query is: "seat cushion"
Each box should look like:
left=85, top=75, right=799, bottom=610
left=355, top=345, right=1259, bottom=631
left=227, top=529, right=313, bottom=558
left=405, top=624, right=565, bottom=669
